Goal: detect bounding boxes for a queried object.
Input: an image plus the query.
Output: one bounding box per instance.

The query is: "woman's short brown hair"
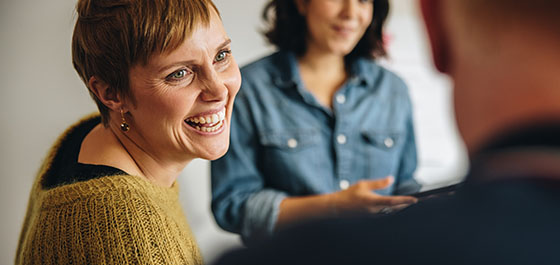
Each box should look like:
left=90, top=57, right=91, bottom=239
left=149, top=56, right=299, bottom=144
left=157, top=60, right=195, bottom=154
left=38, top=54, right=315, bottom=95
left=262, top=0, right=389, bottom=64
left=72, top=0, right=218, bottom=126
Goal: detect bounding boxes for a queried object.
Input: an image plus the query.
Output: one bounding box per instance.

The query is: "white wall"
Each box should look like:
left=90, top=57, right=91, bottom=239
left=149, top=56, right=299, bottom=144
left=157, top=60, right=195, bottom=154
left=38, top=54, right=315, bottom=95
left=0, top=0, right=467, bottom=264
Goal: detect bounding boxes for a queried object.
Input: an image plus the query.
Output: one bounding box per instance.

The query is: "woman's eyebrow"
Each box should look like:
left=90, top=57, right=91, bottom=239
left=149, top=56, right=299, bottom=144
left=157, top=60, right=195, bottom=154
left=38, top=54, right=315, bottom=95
left=216, top=38, right=232, bottom=51
left=156, top=39, right=232, bottom=74
left=157, top=60, right=197, bottom=74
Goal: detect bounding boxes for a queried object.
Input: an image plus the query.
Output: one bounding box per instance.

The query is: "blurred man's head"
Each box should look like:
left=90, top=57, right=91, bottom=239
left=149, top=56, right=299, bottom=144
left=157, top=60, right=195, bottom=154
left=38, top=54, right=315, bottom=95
left=420, top=0, right=560, bottom=155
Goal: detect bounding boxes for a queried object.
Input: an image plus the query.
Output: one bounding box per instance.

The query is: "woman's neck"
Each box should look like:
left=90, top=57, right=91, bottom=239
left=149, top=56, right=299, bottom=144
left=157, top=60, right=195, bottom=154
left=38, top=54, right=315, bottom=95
left=298, top=49, right=348, bottom=108
left=298, top=48, right=346, bottom=77
left=79, top=123, right=189, bottom=188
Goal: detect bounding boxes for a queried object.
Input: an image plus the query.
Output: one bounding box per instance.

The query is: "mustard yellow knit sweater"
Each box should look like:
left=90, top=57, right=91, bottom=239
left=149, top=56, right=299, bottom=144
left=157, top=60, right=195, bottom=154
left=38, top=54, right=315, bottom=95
left=16, top=116, right=203, bottom=264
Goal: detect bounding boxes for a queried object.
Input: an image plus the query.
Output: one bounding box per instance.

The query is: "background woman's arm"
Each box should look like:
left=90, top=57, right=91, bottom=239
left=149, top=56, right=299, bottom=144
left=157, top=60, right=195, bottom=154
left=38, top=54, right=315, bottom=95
left=276, top=177, right=418, bottom=231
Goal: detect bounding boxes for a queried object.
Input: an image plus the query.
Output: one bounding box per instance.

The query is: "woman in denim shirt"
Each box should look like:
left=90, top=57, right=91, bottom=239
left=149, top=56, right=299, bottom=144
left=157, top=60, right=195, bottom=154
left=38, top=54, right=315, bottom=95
left=212, top=0, right=421, bottom=244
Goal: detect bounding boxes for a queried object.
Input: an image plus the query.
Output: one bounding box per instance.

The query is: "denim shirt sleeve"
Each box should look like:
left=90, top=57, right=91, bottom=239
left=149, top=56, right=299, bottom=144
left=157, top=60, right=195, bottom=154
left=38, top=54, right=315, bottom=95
left=394, top=92, right=422, bottom=195
left=211, top=85, right=287, bottom=242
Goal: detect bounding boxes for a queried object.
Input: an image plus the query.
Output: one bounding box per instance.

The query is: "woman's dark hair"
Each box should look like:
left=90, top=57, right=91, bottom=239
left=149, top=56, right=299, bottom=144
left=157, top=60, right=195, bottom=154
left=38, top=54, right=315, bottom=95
left=262, top=0, right=389, bottom=64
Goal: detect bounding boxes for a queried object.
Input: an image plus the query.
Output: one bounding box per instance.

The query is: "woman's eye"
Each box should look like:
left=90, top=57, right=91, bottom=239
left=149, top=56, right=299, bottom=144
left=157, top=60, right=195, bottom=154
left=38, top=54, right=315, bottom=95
left=167, top=69, right=188, bottom=80
left=215, top=50, right=231, bottom=63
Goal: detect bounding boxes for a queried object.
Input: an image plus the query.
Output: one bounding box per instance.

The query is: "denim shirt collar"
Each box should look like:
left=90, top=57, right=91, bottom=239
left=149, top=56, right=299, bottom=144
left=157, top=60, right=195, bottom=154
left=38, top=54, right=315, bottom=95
left=272, top=50, right=302, bottom=89
left=272, top=50, right=380, bottom=91
left=350, top=56, right=380, bottom=89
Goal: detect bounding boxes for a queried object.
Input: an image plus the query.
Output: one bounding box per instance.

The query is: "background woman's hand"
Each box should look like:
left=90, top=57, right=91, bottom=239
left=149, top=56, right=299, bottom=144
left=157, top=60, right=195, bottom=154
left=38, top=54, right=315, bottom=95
left=277, top=176, right=418, bottom=230
left=327, top=176, right=418, bottom=216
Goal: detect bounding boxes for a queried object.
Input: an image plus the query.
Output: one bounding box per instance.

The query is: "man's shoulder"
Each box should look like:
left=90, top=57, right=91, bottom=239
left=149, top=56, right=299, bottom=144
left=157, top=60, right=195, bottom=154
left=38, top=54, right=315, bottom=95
left=216, top=183, right=560, bottom=265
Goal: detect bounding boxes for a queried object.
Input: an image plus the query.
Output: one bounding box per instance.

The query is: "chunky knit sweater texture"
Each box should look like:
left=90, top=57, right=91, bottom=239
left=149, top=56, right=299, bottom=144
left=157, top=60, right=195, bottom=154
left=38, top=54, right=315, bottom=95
left=16, top=115, right=203, bottom=264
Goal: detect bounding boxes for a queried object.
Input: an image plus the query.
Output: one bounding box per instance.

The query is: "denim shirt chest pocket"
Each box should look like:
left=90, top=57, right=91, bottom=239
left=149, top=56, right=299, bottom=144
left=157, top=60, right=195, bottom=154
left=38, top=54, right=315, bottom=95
left=359, top=130, right=403, bottom=186
left=258, top=129, right=321, bottom=193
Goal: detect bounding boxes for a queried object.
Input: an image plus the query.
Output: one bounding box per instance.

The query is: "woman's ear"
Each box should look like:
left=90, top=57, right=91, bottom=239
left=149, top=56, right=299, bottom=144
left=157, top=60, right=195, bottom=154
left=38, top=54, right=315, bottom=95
left=420, top=0, right=451, bottom=73
left=88, top=76, right=125, bottom=111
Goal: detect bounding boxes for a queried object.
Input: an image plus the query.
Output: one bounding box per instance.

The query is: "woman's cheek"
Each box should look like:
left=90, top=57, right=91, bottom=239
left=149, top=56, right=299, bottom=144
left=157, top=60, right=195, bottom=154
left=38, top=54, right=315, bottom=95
left=224, top=66, right=242, bottom=96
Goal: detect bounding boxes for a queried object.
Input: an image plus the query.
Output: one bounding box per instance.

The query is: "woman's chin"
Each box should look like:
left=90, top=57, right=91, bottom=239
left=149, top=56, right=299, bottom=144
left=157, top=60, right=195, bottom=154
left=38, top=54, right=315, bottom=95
left=193, top=141, right=230, bottom=161
left=327, top=40, right=360, bottom=57
left=198, top=151, right=227, bottom=161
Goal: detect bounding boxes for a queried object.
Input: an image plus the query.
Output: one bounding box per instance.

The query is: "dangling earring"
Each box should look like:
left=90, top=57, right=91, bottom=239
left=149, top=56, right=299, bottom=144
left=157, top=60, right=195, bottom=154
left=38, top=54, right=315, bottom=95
left=120, top=109, right=130, bottom=132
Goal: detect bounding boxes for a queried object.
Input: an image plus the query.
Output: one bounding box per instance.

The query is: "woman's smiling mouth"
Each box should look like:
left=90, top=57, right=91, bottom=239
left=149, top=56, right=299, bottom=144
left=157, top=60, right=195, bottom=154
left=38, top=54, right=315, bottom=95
left=185, top=107, right=226, bottom=133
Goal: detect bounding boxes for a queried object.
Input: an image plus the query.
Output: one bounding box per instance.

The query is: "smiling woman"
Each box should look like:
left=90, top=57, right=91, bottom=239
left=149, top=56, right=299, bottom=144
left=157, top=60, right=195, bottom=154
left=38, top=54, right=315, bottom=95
left=15, top=0, right=240, bottom=264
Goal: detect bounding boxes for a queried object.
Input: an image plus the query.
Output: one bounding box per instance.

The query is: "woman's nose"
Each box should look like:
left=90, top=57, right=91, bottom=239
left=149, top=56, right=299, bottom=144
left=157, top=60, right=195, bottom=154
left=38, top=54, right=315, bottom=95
left=341, top=0, right=358, bottom=19
left=199, top=70, right=228, bottom=102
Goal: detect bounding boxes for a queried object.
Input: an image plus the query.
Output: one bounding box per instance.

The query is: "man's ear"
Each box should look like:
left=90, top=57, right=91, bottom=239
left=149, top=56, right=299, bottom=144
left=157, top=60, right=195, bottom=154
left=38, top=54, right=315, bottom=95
left=420, top=0, right=450, bottom=73
left=294, top=0, right=307, bottom=16
left=88, top=76, right=124, bottom=111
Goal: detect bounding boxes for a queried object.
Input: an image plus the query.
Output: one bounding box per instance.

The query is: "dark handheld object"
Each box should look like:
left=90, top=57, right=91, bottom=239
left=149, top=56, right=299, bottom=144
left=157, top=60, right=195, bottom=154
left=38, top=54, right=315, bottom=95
left=410, top=182, right=463, bottom=201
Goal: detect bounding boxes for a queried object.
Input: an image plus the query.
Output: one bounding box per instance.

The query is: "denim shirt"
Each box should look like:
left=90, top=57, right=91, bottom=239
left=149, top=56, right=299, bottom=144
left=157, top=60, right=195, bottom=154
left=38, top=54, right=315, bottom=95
left=211, top=51, right=421, bottom=242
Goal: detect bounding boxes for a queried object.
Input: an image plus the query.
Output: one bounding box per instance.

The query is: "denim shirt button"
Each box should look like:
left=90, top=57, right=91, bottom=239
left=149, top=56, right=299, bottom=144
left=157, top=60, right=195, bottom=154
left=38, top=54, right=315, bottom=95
left=336, top=134, right=347, bottom=144
left=339, top=179, right=350, bottom=190
left=384, top=137, right=394, bottom=148
left=287, top=138, right=298, bottom=148
left=336, top=94, right=346, bottom=104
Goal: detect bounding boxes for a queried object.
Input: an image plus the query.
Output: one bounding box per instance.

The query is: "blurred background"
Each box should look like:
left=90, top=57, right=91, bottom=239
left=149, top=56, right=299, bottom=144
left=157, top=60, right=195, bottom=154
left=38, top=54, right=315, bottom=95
left=0, top=0, right=467, bottom=264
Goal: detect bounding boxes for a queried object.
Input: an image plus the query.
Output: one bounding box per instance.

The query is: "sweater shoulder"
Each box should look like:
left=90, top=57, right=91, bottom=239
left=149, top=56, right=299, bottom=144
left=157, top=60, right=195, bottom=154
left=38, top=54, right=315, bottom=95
left=39, top=174, right=180, bottom=209
left=17, top=175, right=202, bottom=264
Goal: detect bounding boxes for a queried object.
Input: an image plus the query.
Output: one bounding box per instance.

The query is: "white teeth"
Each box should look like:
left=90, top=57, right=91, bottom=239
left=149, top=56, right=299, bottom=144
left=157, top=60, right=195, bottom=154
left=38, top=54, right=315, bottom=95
left=186, top=107, right=227, bottom=132
left=188, top=108, right=226, bottom=124
left=193, top=120, right=223, bottom=133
